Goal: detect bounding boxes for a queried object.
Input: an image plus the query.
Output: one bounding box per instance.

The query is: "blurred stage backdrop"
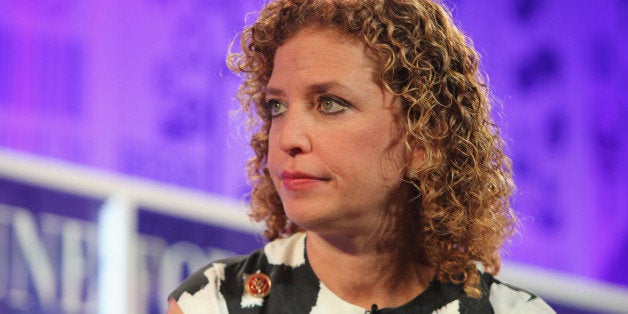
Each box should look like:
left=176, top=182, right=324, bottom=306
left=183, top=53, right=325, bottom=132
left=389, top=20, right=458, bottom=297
left=0, top=0, right=626, bottom=313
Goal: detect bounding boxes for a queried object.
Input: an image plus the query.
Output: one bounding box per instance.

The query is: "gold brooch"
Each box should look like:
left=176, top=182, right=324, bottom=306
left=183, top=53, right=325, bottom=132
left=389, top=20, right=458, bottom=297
left=243, top=271, right=272, bottom=298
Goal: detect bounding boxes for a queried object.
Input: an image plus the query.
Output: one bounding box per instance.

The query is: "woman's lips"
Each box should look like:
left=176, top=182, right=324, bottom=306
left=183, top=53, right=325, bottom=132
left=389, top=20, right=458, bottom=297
left=279, top=171, right=328, bottom=191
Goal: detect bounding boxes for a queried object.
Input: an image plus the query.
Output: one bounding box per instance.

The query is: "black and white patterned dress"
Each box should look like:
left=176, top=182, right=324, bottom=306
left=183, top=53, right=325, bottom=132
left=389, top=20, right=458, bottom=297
left=170, top=232, right=554, bottom=313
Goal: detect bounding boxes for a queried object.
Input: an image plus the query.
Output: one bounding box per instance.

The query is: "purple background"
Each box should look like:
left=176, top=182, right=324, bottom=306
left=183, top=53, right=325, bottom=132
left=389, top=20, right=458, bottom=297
left=0, top=0, right=626, bottom=291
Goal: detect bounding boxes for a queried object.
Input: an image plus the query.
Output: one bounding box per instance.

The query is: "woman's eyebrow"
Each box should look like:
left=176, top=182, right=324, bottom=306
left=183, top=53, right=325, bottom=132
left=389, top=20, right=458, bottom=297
left=265, top=81, right=358, bottom=99
left=308, top=81, right=352, bottom=94
left=264, top=87, right=286, bottom=98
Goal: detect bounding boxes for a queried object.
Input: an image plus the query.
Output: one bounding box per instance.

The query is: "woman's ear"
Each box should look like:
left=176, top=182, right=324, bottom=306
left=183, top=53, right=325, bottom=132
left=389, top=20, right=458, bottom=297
left=411, top=148, right=425, bottom=169
left=405, top=148, right=425, bottom=178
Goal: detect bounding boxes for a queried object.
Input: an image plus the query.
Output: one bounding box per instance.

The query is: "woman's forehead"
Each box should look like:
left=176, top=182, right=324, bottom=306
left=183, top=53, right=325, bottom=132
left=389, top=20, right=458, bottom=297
left=269, top=26, right=381, bottom=83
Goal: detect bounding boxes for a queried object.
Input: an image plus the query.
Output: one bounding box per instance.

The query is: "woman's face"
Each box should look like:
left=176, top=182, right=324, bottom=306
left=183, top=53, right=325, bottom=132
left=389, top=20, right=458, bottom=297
left=266, top=26, right=408, bottom=236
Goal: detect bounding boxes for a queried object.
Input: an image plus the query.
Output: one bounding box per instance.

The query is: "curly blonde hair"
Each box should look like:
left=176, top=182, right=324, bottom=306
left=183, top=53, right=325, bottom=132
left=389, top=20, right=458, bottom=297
left=227, top=0, right=516, bottom=298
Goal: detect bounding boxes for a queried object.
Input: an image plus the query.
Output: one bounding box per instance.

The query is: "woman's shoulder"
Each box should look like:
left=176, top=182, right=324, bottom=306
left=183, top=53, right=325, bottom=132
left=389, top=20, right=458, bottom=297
left=168, top=250, right=264, bottom=303
left=401, top=270, right=554, bottom=313
left=168, top=232, right=309, bottom=313
left=475, top=271, right=555, bottom=313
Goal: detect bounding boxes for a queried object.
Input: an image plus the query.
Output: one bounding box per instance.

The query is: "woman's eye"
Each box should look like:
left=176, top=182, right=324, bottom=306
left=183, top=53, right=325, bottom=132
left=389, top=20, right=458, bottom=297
left=317, top=96, right=349, bottom=114
left=266, top=99, right=287, bottom=117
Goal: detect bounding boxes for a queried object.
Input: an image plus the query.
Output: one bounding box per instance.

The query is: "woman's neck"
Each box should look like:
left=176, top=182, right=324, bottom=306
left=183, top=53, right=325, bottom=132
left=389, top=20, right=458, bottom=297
left=305, top=230, right=435, bottom=310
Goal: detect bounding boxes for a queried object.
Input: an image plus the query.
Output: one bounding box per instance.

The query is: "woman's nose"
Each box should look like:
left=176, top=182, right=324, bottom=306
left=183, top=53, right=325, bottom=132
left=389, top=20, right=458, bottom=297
left=274, top=108, right=312, bottom=157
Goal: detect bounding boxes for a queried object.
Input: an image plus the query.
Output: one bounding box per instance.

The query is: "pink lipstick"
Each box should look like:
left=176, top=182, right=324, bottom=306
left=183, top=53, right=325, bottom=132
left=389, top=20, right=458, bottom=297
left=279, top=171, right=327, bottom=191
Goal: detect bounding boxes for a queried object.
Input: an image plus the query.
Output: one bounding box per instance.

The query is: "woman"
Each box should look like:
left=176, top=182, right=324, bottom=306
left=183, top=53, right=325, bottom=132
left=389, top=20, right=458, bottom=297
left=168, top=0, right=554, bottom=313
